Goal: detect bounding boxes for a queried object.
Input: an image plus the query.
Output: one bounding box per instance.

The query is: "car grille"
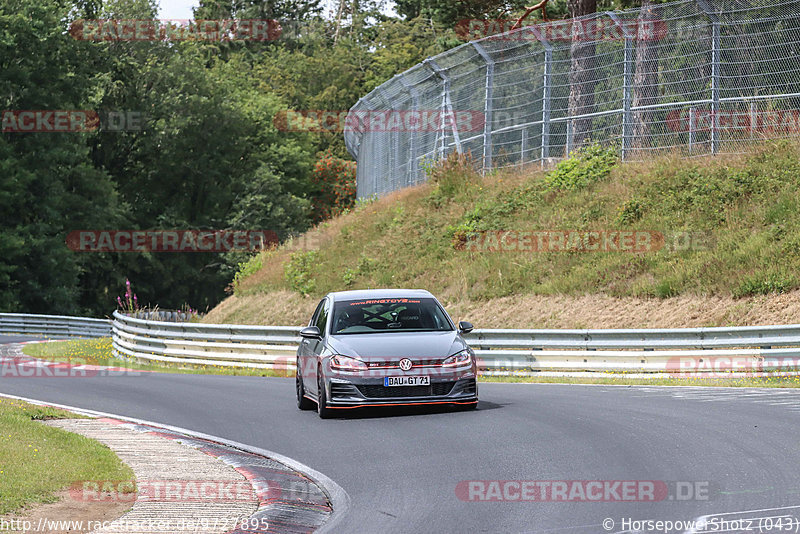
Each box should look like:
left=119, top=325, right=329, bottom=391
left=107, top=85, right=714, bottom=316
left=356, top=381, right=456, bottom=398
left=366, top=358, right=442, bottom=369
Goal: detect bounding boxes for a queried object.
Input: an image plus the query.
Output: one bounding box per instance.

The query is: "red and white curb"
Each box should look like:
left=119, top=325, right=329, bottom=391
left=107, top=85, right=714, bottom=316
left=0, top=393, right=349, bottom=534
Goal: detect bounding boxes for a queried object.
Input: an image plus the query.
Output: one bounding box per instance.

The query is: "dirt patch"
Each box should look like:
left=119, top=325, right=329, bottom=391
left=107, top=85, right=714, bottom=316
left=204, top=289, right=800, bottom=329
left=1, top=490, right=131, bottom=533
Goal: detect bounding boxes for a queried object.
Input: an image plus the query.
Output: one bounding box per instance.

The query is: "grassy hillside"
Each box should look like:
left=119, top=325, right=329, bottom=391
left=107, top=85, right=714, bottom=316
left=205, top=141, right=800, bottom=327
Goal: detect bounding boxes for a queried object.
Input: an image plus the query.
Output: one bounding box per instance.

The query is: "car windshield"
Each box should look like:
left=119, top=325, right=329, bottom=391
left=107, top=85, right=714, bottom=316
left=331, top=298, right=453, bottom=335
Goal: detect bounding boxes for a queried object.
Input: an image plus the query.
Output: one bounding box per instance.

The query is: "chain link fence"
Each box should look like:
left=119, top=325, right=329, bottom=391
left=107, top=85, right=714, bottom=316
left=344, top=0, right=800, bottom=199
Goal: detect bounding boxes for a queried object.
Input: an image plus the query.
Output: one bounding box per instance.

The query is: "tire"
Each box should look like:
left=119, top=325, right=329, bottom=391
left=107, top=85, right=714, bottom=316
left=296, top=361, right=315, bottom=410
left=317, top=368, right=333, bottom=419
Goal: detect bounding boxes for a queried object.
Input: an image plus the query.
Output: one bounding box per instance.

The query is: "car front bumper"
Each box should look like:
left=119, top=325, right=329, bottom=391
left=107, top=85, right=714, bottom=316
left=324, top=369, right=478, bottom=408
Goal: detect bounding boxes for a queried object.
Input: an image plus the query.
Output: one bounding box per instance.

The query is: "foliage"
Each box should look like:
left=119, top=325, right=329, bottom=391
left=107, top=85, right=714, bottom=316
left=116, top=279, right=139, bottom=312
left=1, top=0, right=454, bottom=316
left=230, top=141, right=800, bottom=301
left=734, top=271, right=797, bottom=298
left=232, top=254, right=264, bottom=295
left=284, top=250, right=318, bottom=295
left=544, top=144, right=619, bottom=191
left=427, top=151, right=480, bottom=203
left=310, top=150, right=357, bottom=222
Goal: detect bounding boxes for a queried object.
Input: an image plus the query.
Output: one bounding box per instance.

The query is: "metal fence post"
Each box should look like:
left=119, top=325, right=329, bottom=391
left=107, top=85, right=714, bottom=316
left=471, top=42, right=494, bottom=173
left=354, top=96, right=378, bottom=197
left=697, top=0, right=721, bottom=154
left=521, top=129, right=528, bottom=165
left=607, top=12, right=635, bottom=161
left=566, top=121, right=573, bottom=157
left=689, top=106, right=696, bottom=154
left=398, top=75, right=422, bottom=184
left=378, top=86, right=399, bottom=190
left=530, top=27, right=553, bottom=167
left=424, top=59, right=464, bottom=157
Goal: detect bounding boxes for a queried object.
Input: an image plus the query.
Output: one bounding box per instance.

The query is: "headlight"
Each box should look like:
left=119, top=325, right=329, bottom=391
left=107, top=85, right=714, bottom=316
left=442, top=349, right=473, bottom=368
left=330, top=355, right=368, bottom=371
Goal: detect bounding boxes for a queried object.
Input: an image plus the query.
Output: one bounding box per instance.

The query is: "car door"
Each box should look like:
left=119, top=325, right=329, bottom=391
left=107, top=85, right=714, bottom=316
left=308, top=297, right=330, bottom=396
left=300, top=298, right=326, bottom=395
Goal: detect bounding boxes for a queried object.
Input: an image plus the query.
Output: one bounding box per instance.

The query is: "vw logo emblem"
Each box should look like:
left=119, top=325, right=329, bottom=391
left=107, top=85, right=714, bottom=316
left=398, top=358, right=413, bottom=371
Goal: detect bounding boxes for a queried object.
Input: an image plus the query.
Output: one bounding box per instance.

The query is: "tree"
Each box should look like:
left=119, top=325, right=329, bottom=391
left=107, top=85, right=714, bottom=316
left=567, top=0, right=598, bottom=149
left=0, top=0, right=125, bottom=314
left=632, top=0, right=659, bottom=147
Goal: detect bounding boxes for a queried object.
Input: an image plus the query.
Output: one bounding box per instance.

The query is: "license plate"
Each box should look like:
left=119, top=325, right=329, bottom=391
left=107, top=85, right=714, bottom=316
left=384, top=376, right=430, bottom=387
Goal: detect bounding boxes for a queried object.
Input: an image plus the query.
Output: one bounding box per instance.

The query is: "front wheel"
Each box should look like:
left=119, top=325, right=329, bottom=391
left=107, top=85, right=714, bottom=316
left=296, top=362, right=315, bottom=410
left=317, top=369, right=333, bottom=419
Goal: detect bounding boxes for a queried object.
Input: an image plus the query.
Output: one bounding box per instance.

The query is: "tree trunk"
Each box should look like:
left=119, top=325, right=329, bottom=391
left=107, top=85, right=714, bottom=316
left=632, top=0, right=659, bottom=148
left=568, top=0, right=598, bottom=150
left=333, top=0, right=347, bottom=45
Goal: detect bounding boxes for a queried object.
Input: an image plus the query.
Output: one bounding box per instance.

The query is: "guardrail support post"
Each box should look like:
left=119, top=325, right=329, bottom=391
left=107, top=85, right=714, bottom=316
left=472, top=42, right=494, bottom=173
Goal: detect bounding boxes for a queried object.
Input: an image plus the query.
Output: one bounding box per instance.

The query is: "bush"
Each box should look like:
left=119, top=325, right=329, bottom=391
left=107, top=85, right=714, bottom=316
left=284, top=251, right=318, bottom=295
left=544, top=144, right=618, bottom=191
left=427, top=151, right=479, bottom=202
left=231, top=254, right=263, bottom=294
left=311, top=151, right=357, bottom=223
left=734, top=271, right=797, bottom=298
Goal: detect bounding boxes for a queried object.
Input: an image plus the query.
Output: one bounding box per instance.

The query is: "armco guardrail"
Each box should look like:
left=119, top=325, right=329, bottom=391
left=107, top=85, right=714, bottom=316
left=112, top=311, right=301, bottom=371
left=0, top=313, right=111, bottom=338
left=110, top=311, right=800, bottom=375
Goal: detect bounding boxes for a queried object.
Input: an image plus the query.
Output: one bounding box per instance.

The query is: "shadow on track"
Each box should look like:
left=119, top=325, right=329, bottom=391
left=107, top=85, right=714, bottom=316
left=328, top=400, right=505, bottom=420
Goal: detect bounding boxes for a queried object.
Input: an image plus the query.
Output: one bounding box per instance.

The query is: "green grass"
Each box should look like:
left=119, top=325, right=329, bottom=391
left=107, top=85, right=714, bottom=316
left=0, top=398, right=133, bottom=515
left=478, top=374, right=800, bottom=388
left=21, top=338, right=287, bottom=377
left=231, top=140, right=800, bottom=302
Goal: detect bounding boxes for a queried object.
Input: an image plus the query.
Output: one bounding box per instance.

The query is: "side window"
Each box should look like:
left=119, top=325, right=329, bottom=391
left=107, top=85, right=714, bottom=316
left=310, top=299, right=325, bottom=327
left=315, top=298, right=330, bottom=334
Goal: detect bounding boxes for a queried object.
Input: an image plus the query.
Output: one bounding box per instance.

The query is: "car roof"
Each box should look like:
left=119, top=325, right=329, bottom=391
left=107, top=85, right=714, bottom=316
left=328, top=289, right=435, bottom=302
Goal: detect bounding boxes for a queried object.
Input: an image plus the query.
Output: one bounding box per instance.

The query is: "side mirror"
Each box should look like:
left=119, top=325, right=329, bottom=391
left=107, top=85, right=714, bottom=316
left=300, top=326, right=322, bottom=339
left=458, top=321, right=474, bottom=335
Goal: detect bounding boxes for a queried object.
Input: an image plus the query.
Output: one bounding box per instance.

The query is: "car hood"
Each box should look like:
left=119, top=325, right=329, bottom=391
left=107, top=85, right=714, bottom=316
left=327, top=331, right=466, bottom=360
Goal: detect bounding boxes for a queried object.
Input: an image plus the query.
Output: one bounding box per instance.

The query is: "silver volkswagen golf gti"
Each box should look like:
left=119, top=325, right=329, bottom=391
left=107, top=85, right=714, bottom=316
left=295, top=289, right=478, bottom=418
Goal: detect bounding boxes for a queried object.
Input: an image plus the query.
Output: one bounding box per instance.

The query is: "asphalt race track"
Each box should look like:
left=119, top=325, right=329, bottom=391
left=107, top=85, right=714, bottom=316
left=2, top=335, right=800, bottom=534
